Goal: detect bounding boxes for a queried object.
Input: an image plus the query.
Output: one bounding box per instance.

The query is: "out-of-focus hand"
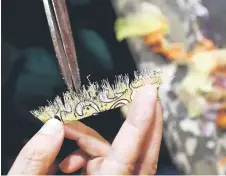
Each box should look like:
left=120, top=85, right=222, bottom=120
left=8, top=85, right=163, bottom=175
left=8, top=119, right=64, bottom=175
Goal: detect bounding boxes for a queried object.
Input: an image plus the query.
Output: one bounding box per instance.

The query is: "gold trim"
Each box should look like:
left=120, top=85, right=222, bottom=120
left=31, top=69, right=166, bottom=123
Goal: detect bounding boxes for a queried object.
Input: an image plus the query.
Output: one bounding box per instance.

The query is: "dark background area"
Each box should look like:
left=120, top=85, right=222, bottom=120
left=1, top=0, right=177, bottom=174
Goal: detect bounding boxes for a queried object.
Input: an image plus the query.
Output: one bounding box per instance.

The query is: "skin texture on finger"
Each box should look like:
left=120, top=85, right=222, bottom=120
left=102, top=85, right=157, bottom=174
left=135, top=100, right=163, bottom=175
left=59, top=149, right=89, bottom=173
left=47, top=162, right=59, bottom=175
left=64, top=121, right=111, bottom=157
left=8, top=119, right=64, bottom=175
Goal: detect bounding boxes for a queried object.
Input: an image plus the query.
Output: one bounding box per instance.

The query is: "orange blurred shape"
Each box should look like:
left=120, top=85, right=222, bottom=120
left=212, top=67, right=226, bottom=75
left=217, top=156, right=226, bottom=168
left=197, top=38, right=216, bottom=50
left=163, top=44, right=189, bottom=60
left=144, top=31, right=164, bottom=45
left=151, top=42, right=164, bottom=53
left=190, top=38, right=216, bottom=57
left=144, top=32, right=216, bottom=62
left=215, top=107, right=226, bottom=129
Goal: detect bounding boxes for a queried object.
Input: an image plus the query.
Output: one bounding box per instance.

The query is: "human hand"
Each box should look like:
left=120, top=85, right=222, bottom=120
left=8, top=85, right=163, bottom=175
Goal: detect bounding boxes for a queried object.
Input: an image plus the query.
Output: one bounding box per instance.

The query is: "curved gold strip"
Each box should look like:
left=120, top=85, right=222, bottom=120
left=31, top=69, right=169, bottom=123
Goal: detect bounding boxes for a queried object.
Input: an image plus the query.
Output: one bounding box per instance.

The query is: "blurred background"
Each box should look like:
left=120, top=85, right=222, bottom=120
left=1, top=0, right=226, bottom=175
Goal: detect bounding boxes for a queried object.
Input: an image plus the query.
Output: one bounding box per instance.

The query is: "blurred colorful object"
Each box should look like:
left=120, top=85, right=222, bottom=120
left=114, top=3, right=169, bottom=41
left=177, top=49, right=226, bottom=128
left=114, top=2, right=216, bottom=62
left=216, top=106, right=226, bottom=129
left=217, top=156, right=226, bottom=169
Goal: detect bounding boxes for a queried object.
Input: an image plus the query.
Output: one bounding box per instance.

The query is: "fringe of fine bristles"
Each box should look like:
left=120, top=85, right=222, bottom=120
left=31, top=69, right=168, bottom=123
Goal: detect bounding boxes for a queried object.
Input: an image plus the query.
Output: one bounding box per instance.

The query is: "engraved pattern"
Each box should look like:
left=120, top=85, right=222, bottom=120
left=31, top=69, right=168, bottom=123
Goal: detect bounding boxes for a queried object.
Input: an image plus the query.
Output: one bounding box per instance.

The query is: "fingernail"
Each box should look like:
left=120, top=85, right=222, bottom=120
left=58, top=160, right=66, bottom=172
left=129, top=84, right=157, bottom=127
left=139, top=84, right=157, bottom=99
left=137, top=85, right=157, bottom=108
left=39, top=119, right=63, bottom=134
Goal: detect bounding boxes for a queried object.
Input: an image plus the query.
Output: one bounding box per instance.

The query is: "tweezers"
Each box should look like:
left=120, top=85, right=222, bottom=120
left=43, top=0, right=81, bottom=91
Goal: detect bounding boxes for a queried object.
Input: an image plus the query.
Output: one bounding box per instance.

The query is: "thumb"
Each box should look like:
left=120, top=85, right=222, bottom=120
left=8, top=119, right=64, bottom=175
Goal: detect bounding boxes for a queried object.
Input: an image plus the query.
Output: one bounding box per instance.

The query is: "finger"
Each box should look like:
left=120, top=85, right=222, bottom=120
left=136, top=100, right=163, bottom=175
left=59, top=149, right=88, bottom=173
left=105, top=85, right=157, bottom=171
left=64, top=121, right=111, bottom=157
left=8, top=119, right=64, bottom=175
left=47, top=162, right=59, bottom=175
